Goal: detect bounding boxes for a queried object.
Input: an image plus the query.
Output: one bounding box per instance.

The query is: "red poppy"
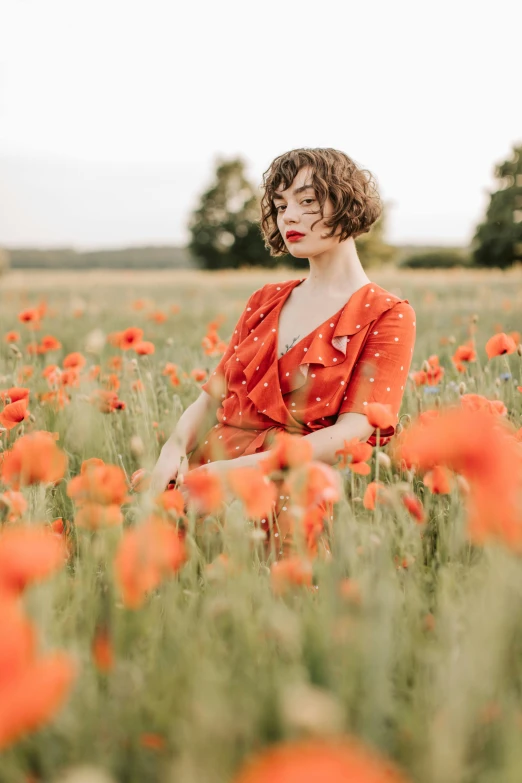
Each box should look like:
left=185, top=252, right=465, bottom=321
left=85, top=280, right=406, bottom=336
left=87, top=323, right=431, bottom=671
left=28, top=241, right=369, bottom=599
left=485, top=332, right=517, bottom=359
left=0, top=399, right=30, bottom=431
left=1, top=431, right=67, bottom=489
left=335, top=438, right=373, bottom=474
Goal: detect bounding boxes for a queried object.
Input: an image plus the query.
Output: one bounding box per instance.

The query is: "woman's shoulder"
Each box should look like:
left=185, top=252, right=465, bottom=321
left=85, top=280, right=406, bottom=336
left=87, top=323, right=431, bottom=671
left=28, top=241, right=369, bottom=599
left=246, top=278, right=301, bottom=307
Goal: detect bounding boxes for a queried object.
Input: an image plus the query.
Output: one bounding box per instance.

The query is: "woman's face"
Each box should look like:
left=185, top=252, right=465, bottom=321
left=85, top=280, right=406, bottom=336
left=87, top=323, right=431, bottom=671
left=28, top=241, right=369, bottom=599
left=274, top=165, right=341, bottom=258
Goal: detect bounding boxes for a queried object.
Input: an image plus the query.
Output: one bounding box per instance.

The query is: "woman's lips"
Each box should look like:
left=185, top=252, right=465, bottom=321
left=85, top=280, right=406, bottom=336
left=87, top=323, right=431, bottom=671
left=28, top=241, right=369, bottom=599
left=287, top=233, right=304, bottom=242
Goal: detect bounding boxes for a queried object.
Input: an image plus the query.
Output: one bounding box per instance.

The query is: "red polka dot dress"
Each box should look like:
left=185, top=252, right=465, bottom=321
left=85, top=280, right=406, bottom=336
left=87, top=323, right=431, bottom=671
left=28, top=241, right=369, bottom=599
left=187, top=278, right=416, bottom=542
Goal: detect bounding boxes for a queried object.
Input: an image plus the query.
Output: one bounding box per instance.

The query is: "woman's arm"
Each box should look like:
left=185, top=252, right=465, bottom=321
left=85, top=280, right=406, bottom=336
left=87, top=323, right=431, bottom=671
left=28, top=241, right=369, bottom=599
left=164, top=390, right=219, bottom=453
left=196, top=412, right=374, bottom=473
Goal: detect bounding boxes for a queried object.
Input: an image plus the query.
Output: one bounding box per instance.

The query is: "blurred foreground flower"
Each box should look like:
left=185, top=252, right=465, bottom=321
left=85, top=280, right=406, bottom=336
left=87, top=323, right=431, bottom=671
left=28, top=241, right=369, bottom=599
left=231, top=737, right=411, bottom=783
left=1, top=431, right=67, bottom=490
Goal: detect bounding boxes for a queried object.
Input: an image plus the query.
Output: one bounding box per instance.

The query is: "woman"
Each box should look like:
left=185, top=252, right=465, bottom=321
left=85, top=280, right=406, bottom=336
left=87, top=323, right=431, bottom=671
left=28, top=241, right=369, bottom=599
left=150, top=148, right=416, bottom=547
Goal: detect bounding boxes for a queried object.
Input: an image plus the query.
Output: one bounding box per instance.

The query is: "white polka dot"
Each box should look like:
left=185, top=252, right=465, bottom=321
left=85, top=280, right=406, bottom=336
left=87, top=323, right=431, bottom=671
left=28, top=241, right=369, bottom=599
left=277, top=287, right=281, bottom=290
left=363, top=401, right=367, bottom=405
left=394, top=337, right=399, bottom=342
left=254, top=337, right=258, bottom=341
left=340, top=381, right=345, bottom=385
left=386, top=298, right=391, bottom=301
left=282, top=506, right=287, bottom=511
left=401, top=386, right=404, bottom=390
left=279, top=495, right=284, bottom=500
left=260, top=314, right=264, bottom=318
left=333, top=357, right=337, bottom=362
left=401, top=366, right=403, bottom=370
left=264, top=382, right=268, bottom=387
left=311, top=373, right=316, bottom=378
left=316, top=397, right=321, bottom=401
left=370, top=378, right=374, bottom=383
left=242, top=380, right=246, bottom=384
left=365, top=303, right=370, bottom=307
left=285, top=371, right=289, bottom=376
left=413, top=321, right=416, bottom=325
left=319, top=333, right=323, bottom=338
left=236, top=446, right=240, bottom=449
left=374, top=353, right=379, bottom=357
left=371, top=288, right=374, bottom=292
left=207, top=459, right=211, bottom=463
left=256, top=366, right=259, bottom=370
left=318, top=356, right=322, bottom=360
left=343, top=396, right=347, bottom=401
left=291, top=402, right=296, bottom=406
left=398, top=314, right=403, bottom=318
left=235, top=330, right=238, bottom=334
left=386, top=387, right=390, bottom=391
left=304, top=347, right=308, bottom=352
left=239, top=412, right=242, bottom=415
left=204, top=440, right=208, bottom=444
left=374, top=331, right=378, bottom=335
left=218, top=435, right=223, bottom=439
left=247, top=307, right=251, bottom=311
left=272, top=328, right=276, bottom=332
left=236, top=358, right=239, bottom=361
left=223, top=416, right=226, bottom=420
left=221, top=394, right=225, bottom=398
left=326, top=403, right=329, bottom=407
left=213, top=371, right=216, bottom=375
left=263, top=409, right=266, bottom=413
left=356, top=324, right=360, bottom=329
left=330, top=322, right=334, bottom=327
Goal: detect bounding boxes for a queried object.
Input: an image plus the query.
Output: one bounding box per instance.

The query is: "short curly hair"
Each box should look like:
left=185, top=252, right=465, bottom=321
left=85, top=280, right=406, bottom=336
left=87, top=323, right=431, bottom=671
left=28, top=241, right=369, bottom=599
left=259, top=147, right=382, bottom=257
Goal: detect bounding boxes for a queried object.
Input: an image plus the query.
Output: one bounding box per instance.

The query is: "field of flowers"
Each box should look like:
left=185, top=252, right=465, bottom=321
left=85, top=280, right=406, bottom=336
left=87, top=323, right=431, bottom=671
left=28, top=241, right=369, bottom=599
left=1, top=266, right=522, bottom=783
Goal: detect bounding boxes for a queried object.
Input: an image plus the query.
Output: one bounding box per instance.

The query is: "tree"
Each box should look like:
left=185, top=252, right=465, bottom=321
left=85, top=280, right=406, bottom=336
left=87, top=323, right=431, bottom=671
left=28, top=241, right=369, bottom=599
left=471, top=143, right=522, bottom=268
left=187, top=157, right=276, bottom=270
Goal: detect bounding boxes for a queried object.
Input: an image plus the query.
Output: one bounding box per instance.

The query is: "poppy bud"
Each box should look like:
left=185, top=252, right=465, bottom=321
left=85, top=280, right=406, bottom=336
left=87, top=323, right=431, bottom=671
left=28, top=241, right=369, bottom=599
left=458, top=382, right=467, bottom=395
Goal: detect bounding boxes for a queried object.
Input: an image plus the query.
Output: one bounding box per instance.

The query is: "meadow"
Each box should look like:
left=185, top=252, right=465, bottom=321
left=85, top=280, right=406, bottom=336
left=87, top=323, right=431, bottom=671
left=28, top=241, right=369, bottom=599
left=1, top=265, right=522, bottom=783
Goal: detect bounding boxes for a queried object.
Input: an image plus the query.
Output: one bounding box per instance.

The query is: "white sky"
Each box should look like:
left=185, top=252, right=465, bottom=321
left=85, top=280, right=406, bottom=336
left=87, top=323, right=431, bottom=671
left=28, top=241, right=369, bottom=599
left=0, top=0, right=520, bottom=250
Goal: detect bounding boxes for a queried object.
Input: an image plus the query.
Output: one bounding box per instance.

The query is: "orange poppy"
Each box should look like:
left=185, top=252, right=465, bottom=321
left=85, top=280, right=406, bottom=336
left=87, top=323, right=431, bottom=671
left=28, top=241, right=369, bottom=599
left=90, top=389, right=126, bottom=413
left=155, top=488, right=185, bottom=516
left=423, top=465, right=453, bottom=494
left=182, top=469, right=225, bottom=515
left=0, top=399, right=30, bottom=431
left=365, top=402, right=395, bottom=431
left=363, top=481, right=390, bottom=510
left=270, top=556, right=313, bottom=595
left=394, top=405, right=522, bottom=551
left=259, top=431, right=313, bottom=475
left=0, top=525, right=67, bottom=597
left=485, top=332, right=517, bottom=359
left=114, top=516, right=187, bottom=609
left=63, top=352, right=86, bottom=370
left=460, top=393, right=507, bottom=417
left=39, top=335, right=62, bottom=353
left=230, top=737, right=412, bottom=783
left=4, top=331, right=20, bottom=343
left=74, top=503, right=123, bottom=529
left=285, top=461, right=342, bottom=508
left=335, top=438, right=373, bottom=474
left=119, top=327, right=144, bottom=350
left=133, top=340, right=155, bottom=356
left=17, top=308, right=41, bottom=326
left=0, top=649, right=76, bottom=751
left=67, top=463, right=129, bottom=506
left=0, top=387, right=30, bottom=403
left=190, top=368, right=207, bottom=382
left=225, top=466, right=278, bottom=519
left=1, top=431, right=67, bottom=489
left=402, top=493, right=425, bottom=523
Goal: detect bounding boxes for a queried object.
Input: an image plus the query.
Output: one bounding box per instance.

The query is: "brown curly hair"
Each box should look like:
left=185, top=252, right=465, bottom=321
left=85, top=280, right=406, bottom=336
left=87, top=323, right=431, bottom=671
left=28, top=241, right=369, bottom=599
left=259, top=147, right=382, bottom=257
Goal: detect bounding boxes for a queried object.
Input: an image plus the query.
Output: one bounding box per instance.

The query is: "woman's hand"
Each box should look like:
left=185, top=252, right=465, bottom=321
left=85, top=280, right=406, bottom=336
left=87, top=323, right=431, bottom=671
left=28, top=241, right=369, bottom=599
left=148, top=441, right=189, bottom=498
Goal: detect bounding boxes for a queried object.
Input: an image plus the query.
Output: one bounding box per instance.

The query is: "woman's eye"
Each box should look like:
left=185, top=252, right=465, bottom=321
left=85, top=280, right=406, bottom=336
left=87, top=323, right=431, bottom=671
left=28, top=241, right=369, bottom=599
left=276, top=199, right=314, bottom=213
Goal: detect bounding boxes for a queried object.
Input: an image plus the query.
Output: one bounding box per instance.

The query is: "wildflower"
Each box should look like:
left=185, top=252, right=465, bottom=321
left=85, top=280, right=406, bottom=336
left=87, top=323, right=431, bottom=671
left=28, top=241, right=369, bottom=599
left=365, top=402, right=395, bottom=431
left=230, top=738, right=411, bottom=783
left=182, top=468, right=225, bottom=515
left=133, top=340, right=155, bottom=356
left=119, top=327, right=144, bottom=351
left=335, top=438, right=372, bottom=474
left=225, top=466, right=278, bottom=519
left=0, top=387, right=30, bottom=404
left=258, top=431, right=313, bottom=475
left=0, top=602, right=76, bottom=750
left=63, top=352, right=87, bottom=370
left=1, top=431, right=67, bottom=489
left=423, top=465, right=453, bottom=494
left=402, top=492, right=425, bottom=523
left=485, top=332, right=517, bottom=359
left=92, top=627, right=114, bottom=673
left=270, top=557, right=313, bottom=595
left=114, top=516, right=187, bottom=609
left=0, top=525, right=67, bottom=598
left=363, top=481, right=390, bottom=510
left=0, top=399, right=30, bottom=431
left=4, top=331, right=20, bottom=343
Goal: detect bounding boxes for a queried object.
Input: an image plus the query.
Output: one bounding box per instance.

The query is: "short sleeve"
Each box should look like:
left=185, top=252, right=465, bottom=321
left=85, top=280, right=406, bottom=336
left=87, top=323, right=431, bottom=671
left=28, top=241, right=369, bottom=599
left=201, top=287, right=263, bottom=402
left=336, top=300, right=416, bottom=445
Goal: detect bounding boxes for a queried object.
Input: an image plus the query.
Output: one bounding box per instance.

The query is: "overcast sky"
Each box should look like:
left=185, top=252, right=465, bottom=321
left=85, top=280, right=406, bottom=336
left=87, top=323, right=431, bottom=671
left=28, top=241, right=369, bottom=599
left=0, top=0, right=520, bottom=250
